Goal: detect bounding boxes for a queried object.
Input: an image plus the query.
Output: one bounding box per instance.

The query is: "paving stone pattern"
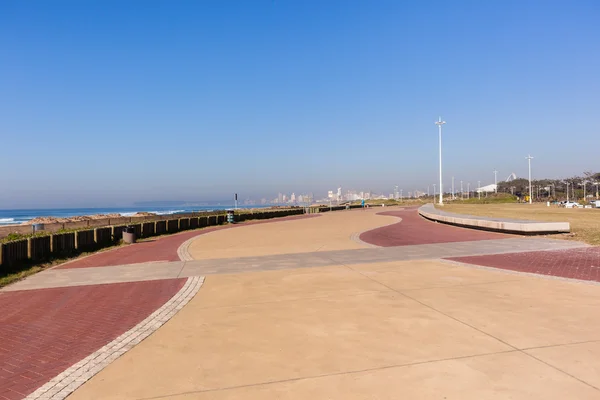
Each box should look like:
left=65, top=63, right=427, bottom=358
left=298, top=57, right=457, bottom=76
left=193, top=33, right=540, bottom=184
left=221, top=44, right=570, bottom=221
left=0, top=279, right=185, bottom=400
left=448, top=247, right=600, bottom=282
left=359, top=209, right=505, bottom=247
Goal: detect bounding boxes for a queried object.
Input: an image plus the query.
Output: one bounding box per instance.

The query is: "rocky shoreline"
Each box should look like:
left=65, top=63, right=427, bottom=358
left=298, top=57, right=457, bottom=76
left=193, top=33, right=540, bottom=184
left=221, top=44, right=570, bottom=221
left=22, top=212, right=157, bottom=225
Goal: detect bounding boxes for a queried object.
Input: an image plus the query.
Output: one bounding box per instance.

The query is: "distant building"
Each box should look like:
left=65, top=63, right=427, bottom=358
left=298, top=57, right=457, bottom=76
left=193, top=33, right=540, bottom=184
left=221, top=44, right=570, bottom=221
left=476, top=184, right=497, bottom=193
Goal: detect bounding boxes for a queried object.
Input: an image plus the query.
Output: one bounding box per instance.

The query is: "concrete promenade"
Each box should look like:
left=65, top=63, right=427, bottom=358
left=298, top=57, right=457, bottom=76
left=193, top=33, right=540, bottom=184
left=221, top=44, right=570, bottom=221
left=2, top=207, right=600, bottom=399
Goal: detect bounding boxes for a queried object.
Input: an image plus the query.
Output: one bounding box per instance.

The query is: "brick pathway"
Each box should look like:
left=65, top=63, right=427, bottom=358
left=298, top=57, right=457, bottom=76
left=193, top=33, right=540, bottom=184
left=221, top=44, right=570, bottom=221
left=359, top=209, right=506, bottom=247
left=59, top=214, right=317, bottom=269
left=0, top=279, right=185, bottom=400
left=447, top=247, right=600, bottom=282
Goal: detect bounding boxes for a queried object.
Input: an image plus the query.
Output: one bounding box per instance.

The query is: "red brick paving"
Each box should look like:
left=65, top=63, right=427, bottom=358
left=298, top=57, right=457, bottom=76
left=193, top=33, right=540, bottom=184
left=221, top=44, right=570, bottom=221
left=58, top=214, right=317, bottom=269
left=359, top=209, right=507, bottom=247
left=447, top=247, right=600, bottom=282
left=0, top=279, right=185, bottom=400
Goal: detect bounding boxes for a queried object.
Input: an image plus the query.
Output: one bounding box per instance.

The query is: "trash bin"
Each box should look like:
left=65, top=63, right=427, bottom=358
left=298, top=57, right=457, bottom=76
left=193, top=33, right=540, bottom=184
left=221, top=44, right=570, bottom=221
left=123, top=226, right=136, bottom=244
left=226, top=210, right=235, bottom=224
left=32, top=223, right=45, bottom=233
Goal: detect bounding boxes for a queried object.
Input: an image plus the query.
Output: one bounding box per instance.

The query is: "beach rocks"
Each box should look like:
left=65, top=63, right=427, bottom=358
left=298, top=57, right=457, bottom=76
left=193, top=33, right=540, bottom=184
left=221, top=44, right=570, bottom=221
left=23, top=214, right=122, bottom=225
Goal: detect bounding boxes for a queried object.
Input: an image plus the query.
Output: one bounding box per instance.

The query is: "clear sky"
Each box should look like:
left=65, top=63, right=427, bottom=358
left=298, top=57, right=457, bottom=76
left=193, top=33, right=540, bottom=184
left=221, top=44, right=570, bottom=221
left=1, top=0, right=598, bottom=208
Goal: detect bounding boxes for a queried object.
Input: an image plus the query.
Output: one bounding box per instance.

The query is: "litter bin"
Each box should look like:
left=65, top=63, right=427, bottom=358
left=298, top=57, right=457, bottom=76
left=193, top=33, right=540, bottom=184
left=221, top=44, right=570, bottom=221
left=226, top=209, right=235, bottom=224
left=123, top=226, right=136, bottom=244
left=32, top=223, right=45, bottom=233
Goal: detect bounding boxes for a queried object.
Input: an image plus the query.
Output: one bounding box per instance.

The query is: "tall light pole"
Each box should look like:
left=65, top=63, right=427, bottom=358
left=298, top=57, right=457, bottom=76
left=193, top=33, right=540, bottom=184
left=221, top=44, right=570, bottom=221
left=467, top=182, right=470, bottom=199
left=452, top=176, right=455, bottom=200
left=478, top=180, right=481, bottom=199
left=566, top=182, right=570, bottom=202
left=526, top=155, right=534, bottom=204
left=435, top=117, right=446, bottom=205
left=460, top=180, right=463, bottom=200
left=433, top=183, right=436, bottom=197
left=493, top=170, right=498, bottom=193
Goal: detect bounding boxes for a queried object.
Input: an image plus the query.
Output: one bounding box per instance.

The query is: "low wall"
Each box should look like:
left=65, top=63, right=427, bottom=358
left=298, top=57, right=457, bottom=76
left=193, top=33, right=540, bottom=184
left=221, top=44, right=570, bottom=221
left=76, top=230, right=96, bottom=252
left=95, top=227, right=112, bottom=247
left=179, top=218, right=190, bottom=231
left=418, top=203, right=570, bottom=234
left=52, top=232, right=76, bottom=255
left=112, top=226, right=126, bottom=242
left=155, top=220, right=167, bottom=235
left=29, top=236, right=52, bottom=261
left=167, top=219, right=179, bottom=233
left=1, top=240, right=28, bottom=269
left=142, top=222, right=155, bottom=237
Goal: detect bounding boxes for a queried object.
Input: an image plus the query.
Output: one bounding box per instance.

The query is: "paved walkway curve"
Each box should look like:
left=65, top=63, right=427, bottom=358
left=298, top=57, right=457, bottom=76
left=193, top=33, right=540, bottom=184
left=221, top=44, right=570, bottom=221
left=359, top=208, right=507, bottom=247
left=4, top=206, right=600, bottom=400
left=58, top=214, right=318, bottom=269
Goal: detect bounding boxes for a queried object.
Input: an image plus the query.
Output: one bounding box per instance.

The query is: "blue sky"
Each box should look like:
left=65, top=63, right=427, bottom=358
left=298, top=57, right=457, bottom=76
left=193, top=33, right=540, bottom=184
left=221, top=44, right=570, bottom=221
left=1, top=0, right=598, bottom=208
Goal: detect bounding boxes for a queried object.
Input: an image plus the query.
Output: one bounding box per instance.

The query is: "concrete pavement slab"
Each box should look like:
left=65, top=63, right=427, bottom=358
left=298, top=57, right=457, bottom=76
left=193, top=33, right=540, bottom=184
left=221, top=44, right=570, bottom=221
left=69, top=277, right=510, bottom=399
left=159, top=352, right=599, bottom=400
left=191, top=266, right=387, bottom=308
left=351, top=259, right=525, bottom=291
left=406, top=278, right=600, bottom=349
left=525, top=341, right=600, bottom=389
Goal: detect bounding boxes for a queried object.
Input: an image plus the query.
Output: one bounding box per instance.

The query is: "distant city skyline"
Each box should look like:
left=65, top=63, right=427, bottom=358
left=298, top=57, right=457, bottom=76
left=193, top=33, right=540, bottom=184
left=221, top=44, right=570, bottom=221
left=1, top=1, right=598, bottom=208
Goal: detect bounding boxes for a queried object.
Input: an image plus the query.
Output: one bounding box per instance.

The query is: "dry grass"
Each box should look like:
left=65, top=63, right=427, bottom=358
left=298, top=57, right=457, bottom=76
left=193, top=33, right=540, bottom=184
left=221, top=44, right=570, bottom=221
left=439, top=203, right=600, bottom=246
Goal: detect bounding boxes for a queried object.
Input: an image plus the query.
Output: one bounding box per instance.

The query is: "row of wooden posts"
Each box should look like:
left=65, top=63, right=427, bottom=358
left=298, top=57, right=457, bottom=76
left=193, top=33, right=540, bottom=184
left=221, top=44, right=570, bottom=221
left=0, top=208, right=311, bottom=270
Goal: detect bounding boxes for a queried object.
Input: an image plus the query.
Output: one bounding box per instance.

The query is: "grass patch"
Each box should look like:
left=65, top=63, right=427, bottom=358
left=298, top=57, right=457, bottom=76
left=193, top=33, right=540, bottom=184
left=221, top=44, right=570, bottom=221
left=0, top=265, right=45, bottom=287
left=438, top=203, right=600, bottom=245
left=447, top=193, right=518, bottom=204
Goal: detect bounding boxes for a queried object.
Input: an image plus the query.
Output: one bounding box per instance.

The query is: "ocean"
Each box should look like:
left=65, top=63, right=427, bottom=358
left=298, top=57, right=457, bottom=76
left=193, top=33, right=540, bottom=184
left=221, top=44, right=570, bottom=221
left=0, top=205, right=271, bottom=225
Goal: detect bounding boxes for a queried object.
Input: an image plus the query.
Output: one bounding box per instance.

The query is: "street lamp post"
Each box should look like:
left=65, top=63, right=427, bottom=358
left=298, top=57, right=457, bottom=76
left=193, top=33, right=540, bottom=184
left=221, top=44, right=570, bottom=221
left=526, top=155, right=534, bottom=204
left=460, top=180, right=463, bottom=200
left=452, top=176, right=455, bottom=200
left=478, top=181, right=481, bottom=200
left=435, top=117, right=446, bottom=205
left=467, top=182, right=470, bottom=199
left=493, top=170, right=498, bottom=193
left=433, top=183, right=436, bottom=197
